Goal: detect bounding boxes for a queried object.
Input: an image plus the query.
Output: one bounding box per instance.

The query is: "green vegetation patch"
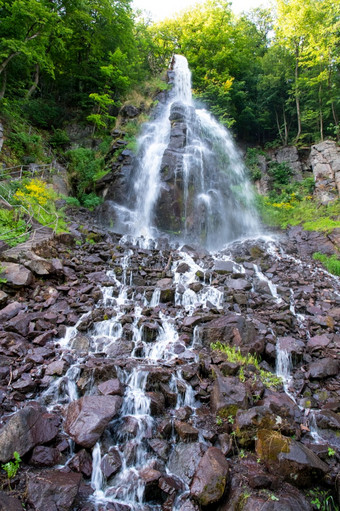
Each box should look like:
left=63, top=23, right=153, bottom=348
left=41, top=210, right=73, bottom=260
left=313, top=252, right=340, bottom=276
left=211, top=342, right=282, bottom=389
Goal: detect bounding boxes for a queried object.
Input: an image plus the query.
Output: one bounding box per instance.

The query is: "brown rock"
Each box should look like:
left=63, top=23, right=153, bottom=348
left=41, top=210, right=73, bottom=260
left=98, top=378, right=124, bottom=396
left=210, top=376, right=248, bottom=417
left=309, top=358, right=339, bottom=379
left=0, top=405, right=60, bottom=462
left=190, top=447, right=229, bottom=506
left=175, top=421, right=199, bottom=442
left=64, top=395, right=122, bottom=448
left=256, top=429, right=328, bottom=486
left=29, top=446, right=60, bottom=467
left=0, top=263, right=33, bottom=287
left=27, top=470, right=81, bottom=511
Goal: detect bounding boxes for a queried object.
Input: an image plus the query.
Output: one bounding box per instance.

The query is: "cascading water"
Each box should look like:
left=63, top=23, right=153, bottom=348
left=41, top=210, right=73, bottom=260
left=111, top=55, right=259, bottom=249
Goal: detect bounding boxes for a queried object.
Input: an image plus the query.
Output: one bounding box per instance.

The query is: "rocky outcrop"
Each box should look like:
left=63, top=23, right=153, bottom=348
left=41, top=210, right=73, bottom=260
left=310, top=140, right=340, bottom=203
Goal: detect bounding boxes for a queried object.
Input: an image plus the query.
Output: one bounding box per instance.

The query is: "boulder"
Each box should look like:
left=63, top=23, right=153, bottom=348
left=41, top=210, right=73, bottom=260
left=256, top=429, right=328, bottom=486
left=29, top=446, right=60, bottom=467
left=175, top=421, right=199, bottom=442
left=210, top=376, right=248, bottom=417
left=0, top=263, right=33, bottom=287
left=0, top=301, right=24, bottom=321
left=168, top=442, right=206, bottom=485
left=190, top=447, right=229, bottom=506
left=27, top=470, right=81, bottom=511
left=68, top=449, right=93, bottom=477
left=201, top=314, right=257, bottom=351
left=309, top=358, right=339, bottom=379
left=0, top=405, right=60, bottom=463
left=98, top=378, right=124, bottom=396
left=101, top=449, right=122, bottom=479
left=64, top=395, right=122, bottom=448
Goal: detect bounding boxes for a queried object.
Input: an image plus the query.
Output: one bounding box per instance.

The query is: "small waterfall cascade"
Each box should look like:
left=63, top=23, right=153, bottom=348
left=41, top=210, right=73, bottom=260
left=111, top=55, right=259, bottom=249
left=32, top=229, right=340, bottom=510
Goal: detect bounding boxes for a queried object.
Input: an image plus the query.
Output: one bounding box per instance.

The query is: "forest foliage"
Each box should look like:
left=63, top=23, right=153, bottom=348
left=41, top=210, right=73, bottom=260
left=0, top=0, right=338, bottom=146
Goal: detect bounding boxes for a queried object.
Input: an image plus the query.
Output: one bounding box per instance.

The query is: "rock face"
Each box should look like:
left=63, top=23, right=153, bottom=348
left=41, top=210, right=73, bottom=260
left=310, top=140, right=340, bottom=203
left=64, top=395, right=122, bottom=447
left=0, top=405, right=59, bottom=462
left=27, top=470, right=81, bottom=511
left=190, top=447, right=229, bottom=506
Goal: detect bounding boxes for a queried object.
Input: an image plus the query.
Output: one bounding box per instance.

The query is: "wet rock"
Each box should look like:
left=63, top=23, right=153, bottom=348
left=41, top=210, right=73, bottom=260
left=64, top=395, right=122, bottom=448
left=45, top=360, right=66, bottom=376
left=71, top=333, right=90, bottom=353
left=27, top=470, right=82, bottom=511
left=148, top=439, right=170, bottom=461
left=190, top=447, right=229, bottom=506
left=277, top=336, right=304, bottom=360
left=98, top=378, right=124, bottom=396
left=175, top=421, right=199, bottom=442
left=69, top=449, right=93, bottom=477
left=256, top=429, right=328, bottom=486
left=176, top=262, right=190, bottom=273
left=147, top=392, right=165, bottom=415
left=217, top=433, right=233, bottom=456
left=101, top=449, right=122, bottom=479
left=156, top=278, right=175, bottom=303
left=0, top=492, right=23, bottom=511
left=168, top=442, right=206, bottom=485
left=143, top=322, right=160, bottom=342
left=309, top=358, right=339, bottom=379
left=210, top=376, right=248, bottom=417
left=316, top=410, right=340, bottom=430
left=159, top=474, right=184, bottom=495
left=29, top=446, right=61, bottom=467
left=0, top=262, right=33, bottom=287
left=0, top=405, right=60, bottom=462
left=213, top=260, right=235, bottom=274
left=140, top=468, right=162, bottom=502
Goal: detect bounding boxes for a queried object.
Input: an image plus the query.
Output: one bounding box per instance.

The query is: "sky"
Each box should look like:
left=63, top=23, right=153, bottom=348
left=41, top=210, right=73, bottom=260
left=132, top=0, right=270, bottom=20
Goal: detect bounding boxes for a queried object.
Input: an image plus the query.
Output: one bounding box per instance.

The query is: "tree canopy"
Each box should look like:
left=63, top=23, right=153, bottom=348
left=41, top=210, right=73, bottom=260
left=0, top=0, right=339, bottom=145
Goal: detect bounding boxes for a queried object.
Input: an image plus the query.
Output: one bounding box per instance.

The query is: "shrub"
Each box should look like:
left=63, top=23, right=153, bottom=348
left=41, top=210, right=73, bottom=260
left=66, top=148, right=104, bottom=205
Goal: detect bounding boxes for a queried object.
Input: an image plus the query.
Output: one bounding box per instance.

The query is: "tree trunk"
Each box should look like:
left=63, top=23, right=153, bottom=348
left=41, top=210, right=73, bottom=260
left=319, top=83, right=323, bottom=142
left=26, top=64, right=40, bottom=99
left=0, top=68, right=7, bottom=100
left=294, top=45, right=302, bottom=142
left=283, top=107, right=288, bottom=146
left=0, top=52, right=19, bottom=76
left=275, top=109, right=284, bottom=145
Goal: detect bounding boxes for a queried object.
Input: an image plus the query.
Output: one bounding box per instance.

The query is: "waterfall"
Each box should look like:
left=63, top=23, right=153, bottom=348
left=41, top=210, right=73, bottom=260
left=111, top=54, right=259, bottom=249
